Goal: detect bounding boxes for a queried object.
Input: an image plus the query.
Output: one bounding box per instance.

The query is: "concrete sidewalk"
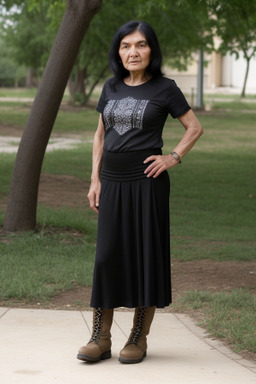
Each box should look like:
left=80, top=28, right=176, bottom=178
left=0, top=307, right=255, bottom=384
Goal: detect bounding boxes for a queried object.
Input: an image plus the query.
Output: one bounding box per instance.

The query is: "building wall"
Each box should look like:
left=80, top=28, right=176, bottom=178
left=164, top=50, right=256, bottom=93
left=209, top=52, right=222, bottom=88
left=163, top=52, right=209, bottom=93
left=222, top=53, right=256, bottom=90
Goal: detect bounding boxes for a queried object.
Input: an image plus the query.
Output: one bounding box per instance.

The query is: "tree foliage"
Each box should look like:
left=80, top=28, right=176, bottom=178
left=209, top=0, right=256, bottom=96
left=2, top=1, right=256, bottom=97
left=2, top=4, right=54, bottom=83
left=1, top=0, right=214, bottom=103
left=78, top=0, right=213, bottom=102
left=0, top=35, right=25, bottom=86
left=141, top=0, right=214, bottom=69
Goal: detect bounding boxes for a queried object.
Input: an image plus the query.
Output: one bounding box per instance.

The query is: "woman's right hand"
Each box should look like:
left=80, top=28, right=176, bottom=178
left=87, top=179, right=101, bottom=213
left=87, top=114, right=105, bottom=213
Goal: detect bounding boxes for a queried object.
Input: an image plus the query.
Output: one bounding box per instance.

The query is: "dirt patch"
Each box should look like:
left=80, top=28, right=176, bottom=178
left=2, top=258, right=254, bottom=312
left=172, top=259, right=256, bottom=297
left=38, top=174, right=90, bottom=209
left=0, top=173, right=90, bottom=211
left=0, top=123, right=23, bottom=137
left=45, top=259, right=256, bottom=310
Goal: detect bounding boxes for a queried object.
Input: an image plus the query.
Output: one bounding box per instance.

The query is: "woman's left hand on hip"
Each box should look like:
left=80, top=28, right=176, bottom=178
left=143, top=154, right=178, bottom=178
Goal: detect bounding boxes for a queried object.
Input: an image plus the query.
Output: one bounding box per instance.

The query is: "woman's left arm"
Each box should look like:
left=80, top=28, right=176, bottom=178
left=144, top=109, right=203, bottom=178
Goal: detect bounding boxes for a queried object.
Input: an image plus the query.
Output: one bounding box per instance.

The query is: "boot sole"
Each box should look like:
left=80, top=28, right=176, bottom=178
left=77, top=350, right=111, bottom=362
left=119, top=351, right=146, bottom=364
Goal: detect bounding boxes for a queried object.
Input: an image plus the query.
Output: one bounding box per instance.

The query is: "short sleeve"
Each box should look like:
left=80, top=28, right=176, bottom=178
left=96, top=82, right=108, bottom=113
left=166, top=80, right=191, bottom=118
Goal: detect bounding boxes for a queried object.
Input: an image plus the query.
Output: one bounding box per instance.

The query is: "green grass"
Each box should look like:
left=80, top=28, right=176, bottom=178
left=42, top=144, right=93, bottom=180
left=0, top=87, right=38, bottom=98
left=0, top=87, right=70, bottom=101
left=174, top=289, right=256, bottom=355
left=0, top=103, right=98, bottom=133
left=0, top=153, right=16, bottom=195
left=0, top=229, right=95, bottom=301
left=0, top=104, right=30, bottom=128
left=208, top=93, right=256, bottom=99
left=54, top=109, right=97, bottom=134
left=36, top=206, right=97, bottom=243
left=0, top=206, right=98, bottom=302
left=161, top=111, right=256, bottom=261
left=211, top=101, right=256, bottom=110
left=169, top=150, right=255, bottom=261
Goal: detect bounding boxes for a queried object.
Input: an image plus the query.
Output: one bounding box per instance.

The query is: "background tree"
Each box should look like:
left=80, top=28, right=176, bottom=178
left=1, top=0, right=214, bottom=104
left=0, top=1, right=25, bottom=86
left=142, top=0, right=213, bottom=70
left=66, top=0, right=214, bottom=105
left=210, top=0, right=256, bottom=97
left=1, top=2, right=56, bottom=87
left=0, top=35, right=26, bottom=86
left=3, top=0, right=102, bottom=232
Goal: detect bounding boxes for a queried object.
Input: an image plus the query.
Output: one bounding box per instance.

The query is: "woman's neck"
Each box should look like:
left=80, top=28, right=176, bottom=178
left=124, top=71, right=151, bottom=86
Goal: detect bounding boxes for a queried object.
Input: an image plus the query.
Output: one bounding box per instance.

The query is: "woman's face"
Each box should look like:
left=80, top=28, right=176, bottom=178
left=118, top=30, right=151, bottom=75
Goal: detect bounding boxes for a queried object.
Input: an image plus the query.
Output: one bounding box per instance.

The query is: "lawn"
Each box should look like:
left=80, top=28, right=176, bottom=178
left=0, top=91, right=255, bottom=358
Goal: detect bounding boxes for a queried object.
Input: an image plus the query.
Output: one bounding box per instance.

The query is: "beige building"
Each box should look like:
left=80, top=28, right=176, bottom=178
left=165, top=50, right=256, bottom=94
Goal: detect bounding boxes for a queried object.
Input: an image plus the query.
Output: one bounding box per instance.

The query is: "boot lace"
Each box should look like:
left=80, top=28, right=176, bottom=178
left=89, top=307, right=103, bottom=344
left=126, top=306, right=147, bottom=346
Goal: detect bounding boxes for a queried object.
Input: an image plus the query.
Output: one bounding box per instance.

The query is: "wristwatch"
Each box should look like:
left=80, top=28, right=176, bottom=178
left=170, top=151, right=181, bottom=163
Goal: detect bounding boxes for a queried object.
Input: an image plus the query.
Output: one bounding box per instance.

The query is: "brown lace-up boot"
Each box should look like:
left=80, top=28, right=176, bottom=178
left=119, top=306, right=156, bottom=364
left=77, top=307, right=114, bottom=362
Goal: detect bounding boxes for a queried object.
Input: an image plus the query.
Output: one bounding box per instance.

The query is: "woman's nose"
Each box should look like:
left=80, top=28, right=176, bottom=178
left=129, top=46, right=138, bottom=56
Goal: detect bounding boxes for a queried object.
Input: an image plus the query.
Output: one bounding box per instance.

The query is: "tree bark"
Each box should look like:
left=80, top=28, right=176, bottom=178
left=3, top=0, right=102, bottom=232
left=26, top=68, right=33, bottom=88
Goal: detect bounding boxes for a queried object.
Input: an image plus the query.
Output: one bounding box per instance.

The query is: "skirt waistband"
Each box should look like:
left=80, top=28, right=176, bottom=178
left=101, top=149, right=162, bottom=181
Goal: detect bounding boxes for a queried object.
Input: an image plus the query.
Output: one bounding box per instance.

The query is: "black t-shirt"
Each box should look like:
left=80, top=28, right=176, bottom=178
left=96, top=76, right=191, bottom=152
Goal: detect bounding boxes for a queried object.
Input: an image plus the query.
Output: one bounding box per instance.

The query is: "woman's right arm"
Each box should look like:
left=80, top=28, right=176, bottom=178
left=87, top=114, right=105, bottom=213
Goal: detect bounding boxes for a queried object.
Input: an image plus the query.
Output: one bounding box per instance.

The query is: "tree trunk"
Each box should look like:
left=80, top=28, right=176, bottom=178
left=3, top=0, right=102, bottom=232
left=77, top=67, right=86, bottom=94
left=26, top=68, right=37, bottom=88
left=67, top=76, right=76, bottom=104
left=241, top=56, right=250, bottom=98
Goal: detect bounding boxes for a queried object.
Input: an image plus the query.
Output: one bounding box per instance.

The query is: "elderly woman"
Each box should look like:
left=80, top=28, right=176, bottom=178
left=77, top=20, right=203, bottom=364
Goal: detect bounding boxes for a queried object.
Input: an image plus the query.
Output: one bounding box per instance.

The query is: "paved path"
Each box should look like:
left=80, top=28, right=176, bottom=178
left=0, top=307, right=255, bottom=384
left=0, top=136, right=86, bottom=154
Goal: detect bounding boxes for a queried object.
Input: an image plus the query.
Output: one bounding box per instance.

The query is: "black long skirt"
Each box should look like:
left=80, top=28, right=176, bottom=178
left=90, top=149, right=171, bottom=309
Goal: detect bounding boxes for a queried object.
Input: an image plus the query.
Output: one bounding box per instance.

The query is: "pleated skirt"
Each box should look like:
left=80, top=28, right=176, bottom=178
left=90, top=149, right=171, bottom=309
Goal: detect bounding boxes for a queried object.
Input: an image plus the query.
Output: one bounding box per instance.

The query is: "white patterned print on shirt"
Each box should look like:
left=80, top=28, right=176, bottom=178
left=103, top=96, right=149, bottom=136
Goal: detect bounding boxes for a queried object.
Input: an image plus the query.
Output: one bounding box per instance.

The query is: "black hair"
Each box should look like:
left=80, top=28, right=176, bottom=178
left=108, top=20, right=163, bottom=80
